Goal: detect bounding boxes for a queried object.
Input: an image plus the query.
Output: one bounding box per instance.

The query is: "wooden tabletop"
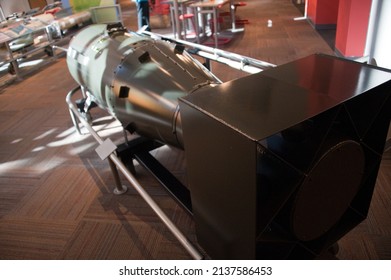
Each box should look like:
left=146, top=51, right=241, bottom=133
left=189, top=0, right=229, bottom=8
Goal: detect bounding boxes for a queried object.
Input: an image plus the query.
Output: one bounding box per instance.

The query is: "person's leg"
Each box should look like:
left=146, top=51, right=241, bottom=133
left=140, top=2, right=151, bottom=31
left=136, top=3, right=144, bottom=29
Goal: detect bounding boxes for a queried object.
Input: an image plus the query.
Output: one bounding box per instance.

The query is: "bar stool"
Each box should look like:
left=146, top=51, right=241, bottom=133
left=179, top=13, right=197, bottom=39
left=204, top=16, right=231, bottom=47
left=219, top=2, right=249, bottom=26
left=233, top=2, right=249, bottom=25
left=207, top=3, right=234, bottom=34
left=208, top=16, right=225, bottom=34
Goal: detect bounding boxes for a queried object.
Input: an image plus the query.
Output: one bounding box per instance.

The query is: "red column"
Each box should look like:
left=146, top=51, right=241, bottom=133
left=335, top=0, right=372, bottom=57
left=307, top=0, right=340, bottom=29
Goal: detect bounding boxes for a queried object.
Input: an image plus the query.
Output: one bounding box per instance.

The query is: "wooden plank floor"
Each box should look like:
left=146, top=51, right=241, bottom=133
left=0, top=0, right=390, bottom=259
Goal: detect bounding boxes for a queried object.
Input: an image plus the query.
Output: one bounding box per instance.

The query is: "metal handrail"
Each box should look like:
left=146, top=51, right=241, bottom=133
left=141, top=30, right=276, bottom=73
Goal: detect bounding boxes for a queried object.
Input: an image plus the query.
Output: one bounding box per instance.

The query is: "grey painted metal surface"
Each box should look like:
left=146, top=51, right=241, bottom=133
left=67, top=24, right=220, bottom=148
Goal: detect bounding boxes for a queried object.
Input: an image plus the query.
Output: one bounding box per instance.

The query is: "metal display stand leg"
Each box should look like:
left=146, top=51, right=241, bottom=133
left=108, top=158, right=128, bottom=195
left=66, top=86, right=202, bottom=260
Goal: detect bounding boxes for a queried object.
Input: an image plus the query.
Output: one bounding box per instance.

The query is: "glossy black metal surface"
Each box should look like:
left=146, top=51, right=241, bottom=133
left=261, top=54, right=391, bottom=101
left=116, top=138, right=192, bottom=215
left=180, top=54, right=391, bottom=259
left=182, top=54, right=391, bottom=142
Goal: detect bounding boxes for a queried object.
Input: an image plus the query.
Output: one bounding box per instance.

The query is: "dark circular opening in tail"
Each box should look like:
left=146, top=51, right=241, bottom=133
left=291, top=140, right=365, bottom=241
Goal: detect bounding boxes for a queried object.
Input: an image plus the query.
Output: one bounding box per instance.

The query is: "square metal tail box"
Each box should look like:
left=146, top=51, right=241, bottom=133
left=179, top=54, right=391, bottom=259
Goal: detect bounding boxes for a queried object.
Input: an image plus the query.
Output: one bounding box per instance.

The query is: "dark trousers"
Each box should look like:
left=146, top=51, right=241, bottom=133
left=137, top=2, right=151, bottom=31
